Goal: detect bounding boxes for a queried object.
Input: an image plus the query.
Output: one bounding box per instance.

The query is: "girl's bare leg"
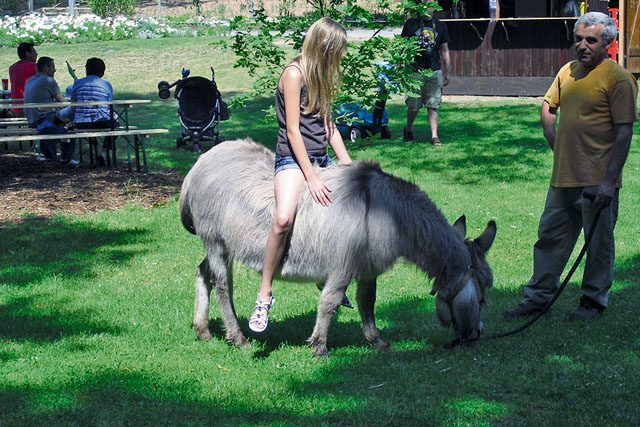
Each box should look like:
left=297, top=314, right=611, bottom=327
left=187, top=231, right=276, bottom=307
left=250, top=169, right=306, bottom=332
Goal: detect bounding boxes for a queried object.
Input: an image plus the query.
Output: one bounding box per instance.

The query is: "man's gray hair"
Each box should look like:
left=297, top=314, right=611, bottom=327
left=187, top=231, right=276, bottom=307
left=574, top=12, right=617, bottom=44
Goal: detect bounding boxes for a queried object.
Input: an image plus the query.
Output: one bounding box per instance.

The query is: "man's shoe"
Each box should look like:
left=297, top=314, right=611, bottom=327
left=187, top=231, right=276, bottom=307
left=431, top=137, right=442, bottom=146
left=504, top=302, right=544, bottom=318
left=402, top=127, right=415, bottom=142
left=35, top=154, right=49, bottom=162
left=568, top=305, right=602, bottom=320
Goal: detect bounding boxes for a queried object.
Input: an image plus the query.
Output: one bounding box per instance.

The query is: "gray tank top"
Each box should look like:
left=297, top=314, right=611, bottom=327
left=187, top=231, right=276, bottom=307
left=275, top=65, right=327, bottom=157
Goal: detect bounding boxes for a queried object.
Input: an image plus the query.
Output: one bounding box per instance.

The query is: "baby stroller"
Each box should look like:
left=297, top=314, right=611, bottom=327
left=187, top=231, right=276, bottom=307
left=158, top=67, right=229, bottom=153
left=335, top=61, right=394, bottom=142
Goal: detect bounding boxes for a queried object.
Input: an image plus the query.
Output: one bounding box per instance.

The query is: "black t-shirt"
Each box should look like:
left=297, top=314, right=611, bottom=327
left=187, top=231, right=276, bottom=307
left=401, top=16, right=449, bottom=71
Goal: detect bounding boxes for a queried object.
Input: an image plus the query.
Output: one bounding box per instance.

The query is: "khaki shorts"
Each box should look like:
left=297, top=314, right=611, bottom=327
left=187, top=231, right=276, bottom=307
left=405, top=70, right=443, bottom=111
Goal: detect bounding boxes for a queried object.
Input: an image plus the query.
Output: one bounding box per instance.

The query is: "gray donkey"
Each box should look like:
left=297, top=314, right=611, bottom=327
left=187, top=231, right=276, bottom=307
left=180, top=138, right=497, bottom=356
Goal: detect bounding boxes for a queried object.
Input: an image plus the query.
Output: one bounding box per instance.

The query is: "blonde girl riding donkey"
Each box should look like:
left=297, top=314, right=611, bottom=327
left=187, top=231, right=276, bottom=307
left=249, top=17, right=353, bottom=333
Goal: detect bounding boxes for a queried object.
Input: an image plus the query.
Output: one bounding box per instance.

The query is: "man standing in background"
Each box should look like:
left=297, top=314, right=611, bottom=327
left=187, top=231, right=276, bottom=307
left=401, top=3, right=450, bottom=145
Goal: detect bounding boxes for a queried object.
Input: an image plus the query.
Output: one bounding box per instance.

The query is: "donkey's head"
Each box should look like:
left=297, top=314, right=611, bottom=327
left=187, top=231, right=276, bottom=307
left=434, top=216, right=497, bottom=343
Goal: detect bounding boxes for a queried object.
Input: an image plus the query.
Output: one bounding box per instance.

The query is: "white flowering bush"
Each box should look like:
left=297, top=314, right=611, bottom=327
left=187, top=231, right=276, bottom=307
left=163, top=15, right=230, bottom=37
left=0, top=13, right=193, bottom=46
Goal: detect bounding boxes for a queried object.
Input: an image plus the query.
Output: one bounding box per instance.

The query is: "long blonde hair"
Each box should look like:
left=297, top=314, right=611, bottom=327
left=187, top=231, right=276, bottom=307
left=297, top=17, right=347, bottom=117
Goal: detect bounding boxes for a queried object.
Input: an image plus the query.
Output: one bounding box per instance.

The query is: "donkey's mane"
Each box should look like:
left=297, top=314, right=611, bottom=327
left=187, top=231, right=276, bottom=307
left=341, top=160, right=471, bottom=284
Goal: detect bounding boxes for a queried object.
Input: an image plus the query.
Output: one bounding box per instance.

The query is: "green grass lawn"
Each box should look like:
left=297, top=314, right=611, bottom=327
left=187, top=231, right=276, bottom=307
left=1, top=37, right=639, bottom=425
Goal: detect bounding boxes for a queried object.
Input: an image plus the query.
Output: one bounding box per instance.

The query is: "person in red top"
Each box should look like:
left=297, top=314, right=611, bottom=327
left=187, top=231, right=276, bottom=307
left=9, top=42, right=38, bottom=115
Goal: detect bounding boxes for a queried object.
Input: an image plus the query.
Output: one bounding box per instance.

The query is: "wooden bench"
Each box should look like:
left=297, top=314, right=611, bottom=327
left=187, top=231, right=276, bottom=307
left=0, top=125, right=138, bottom=161
left=0, top=125, right=137, bottom=136
left=0, top=128, right=168, bottom=173
left=0, top=117, right=28, bottom=124
left=0, top=117, right=30, bottom=150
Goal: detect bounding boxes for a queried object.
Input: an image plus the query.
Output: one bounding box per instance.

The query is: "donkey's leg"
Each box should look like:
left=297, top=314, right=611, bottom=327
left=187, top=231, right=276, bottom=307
left=357, top=277, right=390, bottom=351
left=207, top=244, right=248, bottom=347
left=193, top=257, right=214, bottom=341
left=317, top=282, right=354, bottom=308
left=193, top=243, right=247, bottom=347
left=309, top=273, right=352, bottom=357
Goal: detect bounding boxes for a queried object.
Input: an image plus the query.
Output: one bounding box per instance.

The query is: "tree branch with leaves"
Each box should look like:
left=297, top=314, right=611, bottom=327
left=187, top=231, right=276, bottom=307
left=227, top=0, right=441, bottom=120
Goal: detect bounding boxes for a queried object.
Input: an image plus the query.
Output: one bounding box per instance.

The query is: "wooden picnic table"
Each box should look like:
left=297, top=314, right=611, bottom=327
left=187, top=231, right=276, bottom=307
left=0, top=128, right=168, bottom=173
left=1, top=99, right=151, bottom=109
left=1, top=99, right=165, bottom=173
left=0, top=117, right=28, bottom=124
left=1, top=99, right=151, bottom=129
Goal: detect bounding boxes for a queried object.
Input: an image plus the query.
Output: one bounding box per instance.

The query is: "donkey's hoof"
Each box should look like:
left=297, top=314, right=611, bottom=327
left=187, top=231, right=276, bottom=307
left=194, top=326, right=212, bottom=341
left=369, top=337, right=391, bottom=351
left=309, top=337, right=329, bottom=358
left=313, top=346, right=329, bottom=358
left=230, top=335, right=249, bottom=347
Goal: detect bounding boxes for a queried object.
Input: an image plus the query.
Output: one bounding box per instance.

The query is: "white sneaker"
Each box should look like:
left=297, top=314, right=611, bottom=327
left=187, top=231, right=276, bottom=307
left=35, top=154, right=48, bottom=162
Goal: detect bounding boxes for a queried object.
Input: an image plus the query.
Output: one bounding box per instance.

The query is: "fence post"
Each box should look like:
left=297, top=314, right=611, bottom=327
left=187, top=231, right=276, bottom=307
left=28, top=0, right=34, bottom=13
left=69, top=0, right=76, bottom=16
left=157, top=0, right=163, bottom=18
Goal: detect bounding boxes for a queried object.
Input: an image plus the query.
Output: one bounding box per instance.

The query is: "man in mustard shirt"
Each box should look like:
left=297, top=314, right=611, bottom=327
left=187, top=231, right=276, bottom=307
left=506, top=12, right=638, bottom=320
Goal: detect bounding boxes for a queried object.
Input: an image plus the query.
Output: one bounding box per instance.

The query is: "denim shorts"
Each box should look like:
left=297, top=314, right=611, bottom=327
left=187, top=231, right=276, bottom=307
left=274, top=152, right=332, bottom=175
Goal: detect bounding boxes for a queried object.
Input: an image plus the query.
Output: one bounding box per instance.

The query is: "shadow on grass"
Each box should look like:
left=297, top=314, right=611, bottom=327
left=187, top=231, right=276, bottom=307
left=0, top=370, right=317, bottom=426
left=0, top=217, right=150, bottom=287
left=357, top=103, right=551, bottom=185
left=615, top=252, right=640, bottom=284
left=0, top=217, right=148, bottom=344
left=2, top=278, right=639, bottom=425
left=0, top=296, right=122, bottom=343
left=206, top=308, right=368, bottom=360
left=130, top=92, right=550, bottom=185
left=203, top=248, right=640, bottom=360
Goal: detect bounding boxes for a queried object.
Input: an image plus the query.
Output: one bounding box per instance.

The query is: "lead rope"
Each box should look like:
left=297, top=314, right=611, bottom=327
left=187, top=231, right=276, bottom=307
left=483, top=192, right=602, bottom=341
left=446, top=192, right=602, bottom=348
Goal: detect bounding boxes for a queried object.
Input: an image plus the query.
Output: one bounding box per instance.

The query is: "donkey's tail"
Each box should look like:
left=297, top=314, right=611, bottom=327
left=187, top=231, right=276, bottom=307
left=179, top=191, right=196, bottom=235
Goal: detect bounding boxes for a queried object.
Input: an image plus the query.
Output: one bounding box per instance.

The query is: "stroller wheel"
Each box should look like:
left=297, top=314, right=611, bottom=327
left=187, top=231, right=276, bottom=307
left=380, top=125, right=392, bottom=139
left=349, top=128, right=361, bottom=143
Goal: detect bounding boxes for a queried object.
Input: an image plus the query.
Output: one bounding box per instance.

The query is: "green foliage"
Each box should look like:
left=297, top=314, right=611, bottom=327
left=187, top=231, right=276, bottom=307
left=0, top=37, right=640, bottom=426
left=87, top=0, right=136, bottom=17
left=227, top=0, right=436, bottom=116
left=192, top=0, right=203, bottom=15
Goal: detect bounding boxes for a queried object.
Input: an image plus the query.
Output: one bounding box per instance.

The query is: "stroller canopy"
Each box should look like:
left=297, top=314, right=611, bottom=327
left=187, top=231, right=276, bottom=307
left=177, top=76, right=220, bottom=128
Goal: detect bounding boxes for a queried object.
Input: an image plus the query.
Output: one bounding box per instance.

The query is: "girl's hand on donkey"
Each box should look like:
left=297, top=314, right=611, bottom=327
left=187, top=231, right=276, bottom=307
left=308, top=177, right=333, bottom=206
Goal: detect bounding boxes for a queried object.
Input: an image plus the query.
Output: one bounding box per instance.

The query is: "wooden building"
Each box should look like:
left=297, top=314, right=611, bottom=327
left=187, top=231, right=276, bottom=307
left=437, top=0, right=640, bottom=96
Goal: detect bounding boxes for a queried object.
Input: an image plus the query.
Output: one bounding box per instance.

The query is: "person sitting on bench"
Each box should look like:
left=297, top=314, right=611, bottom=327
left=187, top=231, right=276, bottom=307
left=24, top=56, right=77, bottom=166
left=68, top=57, right=116, bottom=166
left=8, top=42, right=37, bottom=117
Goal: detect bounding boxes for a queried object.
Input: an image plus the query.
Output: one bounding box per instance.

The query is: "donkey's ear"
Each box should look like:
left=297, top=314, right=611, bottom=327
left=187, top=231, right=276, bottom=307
left=452, top=215, right=467, bottom=239
left=475, top=220, right=497, bottom=254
